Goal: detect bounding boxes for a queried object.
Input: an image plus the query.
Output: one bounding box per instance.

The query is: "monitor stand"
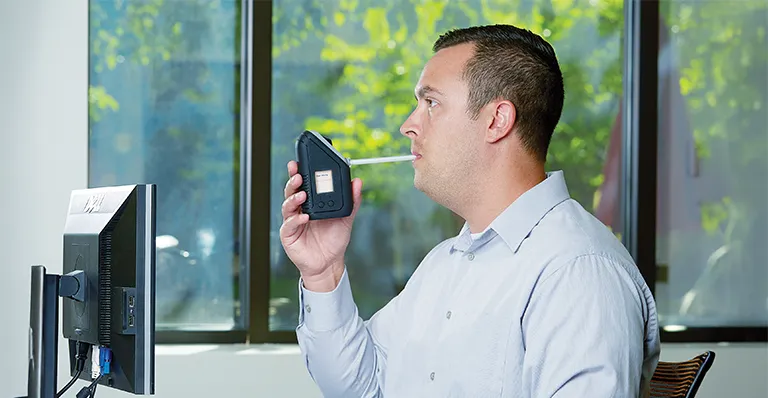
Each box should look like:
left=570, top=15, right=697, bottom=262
left=27, top=265, right=59, bottom=398
left=27, top=265, right=86, bottom=398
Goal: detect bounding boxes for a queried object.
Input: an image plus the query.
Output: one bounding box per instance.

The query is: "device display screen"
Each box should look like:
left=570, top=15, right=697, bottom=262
left=315, top=170, right=334, bottom=194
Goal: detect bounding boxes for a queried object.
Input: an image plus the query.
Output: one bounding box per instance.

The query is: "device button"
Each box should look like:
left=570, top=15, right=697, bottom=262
left=328, top=200, right=334, bottom=207
left=318, top=201, right=325, bottom=208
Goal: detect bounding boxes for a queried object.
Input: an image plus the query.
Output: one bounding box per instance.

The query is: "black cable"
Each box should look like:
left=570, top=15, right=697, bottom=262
left=75, top=375, right=102, bottom=398
left=56, top=341, right=91, bottom=398
left=56, top=368, right=82, bottom=397
left=87, top=375, right=101, bottom=398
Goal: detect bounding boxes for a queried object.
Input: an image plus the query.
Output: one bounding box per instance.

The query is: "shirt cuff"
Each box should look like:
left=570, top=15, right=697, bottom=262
left=297, top=267, right=357, bottom=332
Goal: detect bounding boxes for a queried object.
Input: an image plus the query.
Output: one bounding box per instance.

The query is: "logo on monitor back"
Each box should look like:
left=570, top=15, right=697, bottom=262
left=83, top=193, right=106, bottom=213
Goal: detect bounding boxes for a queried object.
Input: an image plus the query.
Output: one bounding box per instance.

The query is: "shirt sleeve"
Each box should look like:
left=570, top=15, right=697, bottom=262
left=521, top=254, right=652, bottom=397
left=295, top=266, right=416, bottom=398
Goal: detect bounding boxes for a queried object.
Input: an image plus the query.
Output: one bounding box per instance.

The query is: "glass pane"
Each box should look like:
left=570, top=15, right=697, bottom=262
left=655, top=1, right=768, bottom=329
left=88, top=0, right=244, bottom=330
left=270, top=0, right=625, bottom=331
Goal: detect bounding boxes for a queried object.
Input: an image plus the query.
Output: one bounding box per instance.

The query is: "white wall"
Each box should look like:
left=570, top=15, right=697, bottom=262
left=0, top=1, right=765, bottom=398
left=0, top=0, right=89, bottom=394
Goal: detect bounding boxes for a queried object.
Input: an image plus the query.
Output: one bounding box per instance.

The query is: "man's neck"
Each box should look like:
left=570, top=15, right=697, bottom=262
left=460, top=166, right=547, bottom=234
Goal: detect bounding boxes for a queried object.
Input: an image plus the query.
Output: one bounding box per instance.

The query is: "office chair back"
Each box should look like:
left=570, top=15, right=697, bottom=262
left=650, top=351, right=716, bottom=398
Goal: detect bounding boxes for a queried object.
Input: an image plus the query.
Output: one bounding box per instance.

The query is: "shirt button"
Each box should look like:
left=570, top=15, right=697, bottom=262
left=467, top=252, right=475, bottom=261
left=430, top=372, right=435, bottom=381
left=305, top=305, right=311, bottom=313
left=446, top=311, right=452, bottom=319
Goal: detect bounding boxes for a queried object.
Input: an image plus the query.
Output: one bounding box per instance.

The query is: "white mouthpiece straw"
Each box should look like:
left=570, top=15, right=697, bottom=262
left=348, top=155, right=417, bottom=166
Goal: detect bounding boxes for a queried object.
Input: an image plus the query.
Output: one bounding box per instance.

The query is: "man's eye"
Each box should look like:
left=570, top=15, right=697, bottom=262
left=426, top=98, right=437, bottom=108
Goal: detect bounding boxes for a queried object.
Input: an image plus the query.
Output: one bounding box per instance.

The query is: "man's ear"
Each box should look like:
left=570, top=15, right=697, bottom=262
left=485, top=100, right=516, bottom=143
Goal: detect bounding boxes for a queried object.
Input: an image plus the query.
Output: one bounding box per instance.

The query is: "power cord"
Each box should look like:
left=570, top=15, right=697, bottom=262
left=56, top=341, right=91, bottom=397
left=75, top=375, right=102, bottom=398
left=75, top=346, right=111, bottom=398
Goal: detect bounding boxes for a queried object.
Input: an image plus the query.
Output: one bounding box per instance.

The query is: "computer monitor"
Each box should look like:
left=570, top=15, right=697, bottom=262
left=26, top=184, right=156, bottom=398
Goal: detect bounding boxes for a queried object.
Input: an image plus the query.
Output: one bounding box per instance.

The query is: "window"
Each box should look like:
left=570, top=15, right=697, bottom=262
left=88, top=0, right=766, bottom=344
left=88, top=0, right=247, bottom=339
left=617, top=0, right=767, bottom=342
left=654, top=1, right=768, bottom=332
left=268, top=0, right=625, bottom=333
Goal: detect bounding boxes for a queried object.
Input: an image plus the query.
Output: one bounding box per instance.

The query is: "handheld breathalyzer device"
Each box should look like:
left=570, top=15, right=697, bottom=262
left=295, top=130, right=416, bottom=220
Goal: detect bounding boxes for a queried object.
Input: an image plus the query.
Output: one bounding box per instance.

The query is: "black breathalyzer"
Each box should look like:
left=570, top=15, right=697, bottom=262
left=295, top=130, right=415, bottom=220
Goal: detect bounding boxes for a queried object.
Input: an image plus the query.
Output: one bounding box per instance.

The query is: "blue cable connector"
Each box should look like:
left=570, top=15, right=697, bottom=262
left=99, top=346, right=112, bottom=375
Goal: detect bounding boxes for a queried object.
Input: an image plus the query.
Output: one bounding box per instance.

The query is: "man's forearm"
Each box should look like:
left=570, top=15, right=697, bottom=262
left=296, top=269, right=383, bottom=397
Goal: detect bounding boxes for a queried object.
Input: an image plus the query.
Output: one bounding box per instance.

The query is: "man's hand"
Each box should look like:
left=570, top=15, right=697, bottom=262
left=279, top=160, right=363, bottom=292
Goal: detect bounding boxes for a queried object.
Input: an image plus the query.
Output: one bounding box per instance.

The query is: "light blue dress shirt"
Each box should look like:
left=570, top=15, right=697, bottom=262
left=296, top=170, right=661, bottom=397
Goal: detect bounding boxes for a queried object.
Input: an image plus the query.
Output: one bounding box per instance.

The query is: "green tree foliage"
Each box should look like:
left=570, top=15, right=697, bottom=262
left=278, top=0, right=625, bottom=210
left=89, top=0, right=627, bottom=327
left=658, top=1, right=767, bottom=322
left=89, top=0, right=244, bottom=325
left=88, top=0, right=767, bottom=328
left=662, top=1, right=767, bottom=235
left=267, top=0, right=627, bottom=324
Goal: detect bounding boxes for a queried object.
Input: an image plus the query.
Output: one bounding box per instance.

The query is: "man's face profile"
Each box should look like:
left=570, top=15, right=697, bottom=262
left=400, top=43, right=485, bottom=206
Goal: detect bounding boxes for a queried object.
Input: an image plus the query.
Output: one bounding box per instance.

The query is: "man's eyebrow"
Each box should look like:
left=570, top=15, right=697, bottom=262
left=415, top=85, right=445, bottom=99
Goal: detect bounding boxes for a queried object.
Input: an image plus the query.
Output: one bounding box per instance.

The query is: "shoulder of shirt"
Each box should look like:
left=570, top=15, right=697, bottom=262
left=526, top=199, right=646, bottom=287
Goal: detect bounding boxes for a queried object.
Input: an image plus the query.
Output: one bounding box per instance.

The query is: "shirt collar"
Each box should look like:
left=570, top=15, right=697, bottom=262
left=451, top=170, right=571, bottom=254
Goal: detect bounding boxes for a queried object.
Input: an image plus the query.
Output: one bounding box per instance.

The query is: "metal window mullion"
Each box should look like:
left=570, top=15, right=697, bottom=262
left=621, top=0, right=659, bottom=294
left=248, top=0, right=274, bottom=343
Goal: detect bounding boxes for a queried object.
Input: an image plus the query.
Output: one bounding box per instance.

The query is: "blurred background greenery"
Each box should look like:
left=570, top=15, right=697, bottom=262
left=87, top=0, right=767, bottom=333
left=268, top=0, right=625, bottom=330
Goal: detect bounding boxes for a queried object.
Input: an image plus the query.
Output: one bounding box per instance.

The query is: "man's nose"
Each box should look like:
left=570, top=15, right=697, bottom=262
left=399, top=110, right=419, bottom=138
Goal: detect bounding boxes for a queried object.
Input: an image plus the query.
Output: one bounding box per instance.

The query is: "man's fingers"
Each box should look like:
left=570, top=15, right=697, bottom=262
left=279, top=165, right=308, bottom=244
left=280, top=213, right=309, bottom=241
left=284, top=160, right=300, bottom=198
left=282, top=190, right=306, bottom=220
left=284, top=172, right=303, bottom=199
left=287, top=160, right=298, bottom=176
left=349, top=178, right=363, bottom=218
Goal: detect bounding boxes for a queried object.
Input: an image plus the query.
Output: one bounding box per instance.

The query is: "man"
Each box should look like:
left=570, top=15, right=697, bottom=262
left=280, top=24, right=660, bottom=397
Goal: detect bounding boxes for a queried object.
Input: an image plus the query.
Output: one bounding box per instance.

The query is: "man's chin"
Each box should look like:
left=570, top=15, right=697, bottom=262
left=413, top=176, right=435, bottom=199
left=413, top=174, right=425, bottom=192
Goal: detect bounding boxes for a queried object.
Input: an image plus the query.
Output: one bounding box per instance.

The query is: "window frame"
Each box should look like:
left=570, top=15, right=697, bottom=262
left=622, top=0, right=768, bottom=343
left=247, top=0, right=299, bottom=345
left=146, top=0, right=768, bottom=344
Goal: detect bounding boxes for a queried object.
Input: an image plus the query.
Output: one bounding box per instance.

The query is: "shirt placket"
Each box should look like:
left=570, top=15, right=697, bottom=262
left=428, top=231, right=495, bottom=392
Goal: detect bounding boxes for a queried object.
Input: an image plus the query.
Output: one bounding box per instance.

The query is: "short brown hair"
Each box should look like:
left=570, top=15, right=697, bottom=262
left=433, top=24, right=564, bottom=162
